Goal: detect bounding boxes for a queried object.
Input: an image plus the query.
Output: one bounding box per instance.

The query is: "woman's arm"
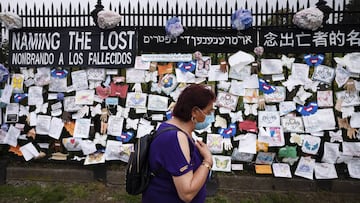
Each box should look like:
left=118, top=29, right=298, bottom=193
left=172, top=131, right=213, bottom=203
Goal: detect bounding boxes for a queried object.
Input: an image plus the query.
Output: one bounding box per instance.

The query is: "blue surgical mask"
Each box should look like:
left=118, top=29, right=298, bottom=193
left=195, top=111, right=215, bottom=130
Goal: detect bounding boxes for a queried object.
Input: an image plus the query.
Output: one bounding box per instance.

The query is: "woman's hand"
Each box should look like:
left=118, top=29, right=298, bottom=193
left=194, top=140, right=213, bottom=166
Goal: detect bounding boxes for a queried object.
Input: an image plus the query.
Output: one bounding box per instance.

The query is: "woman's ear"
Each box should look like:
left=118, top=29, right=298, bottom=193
left=191, top=107, right=201, bottom=122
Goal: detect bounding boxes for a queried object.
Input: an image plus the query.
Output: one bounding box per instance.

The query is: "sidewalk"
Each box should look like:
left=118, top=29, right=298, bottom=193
left=5, top=165, right=360, bottom=194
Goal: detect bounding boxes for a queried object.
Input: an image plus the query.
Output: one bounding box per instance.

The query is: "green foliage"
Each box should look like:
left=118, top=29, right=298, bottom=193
left=0, top=40, right=9, bottom=66
left=262, top=8, right=293, bottom=26
left=206, top=194, right=230, bottom=203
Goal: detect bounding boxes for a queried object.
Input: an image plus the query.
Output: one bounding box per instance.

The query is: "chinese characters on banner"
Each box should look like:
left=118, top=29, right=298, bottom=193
left=259, top=25, right=360, bottom=53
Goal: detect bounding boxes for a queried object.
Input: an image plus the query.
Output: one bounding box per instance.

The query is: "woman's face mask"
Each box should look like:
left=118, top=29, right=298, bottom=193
left=195, top=108, right=215, bottom=130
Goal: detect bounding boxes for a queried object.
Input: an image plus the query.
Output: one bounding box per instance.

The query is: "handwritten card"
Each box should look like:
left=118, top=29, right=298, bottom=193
left=347, top=160, right=360, bottom=179
left=126, top=69, right=146, bottom=83
left=4, top=125, right=20, bottom=147
left=49, top=77, right=67, bottom=92
left=105, top=140, right=123, bottom=161
left=291, top=63, right=309, bottom=83
left=0, top=84, right=13, bottom=104
left=134, top=56, right=150, bottom=70
left=126, top=92, right=148, bottom=109
left=272, top=163, right=292, bottom=178
left=75, top=89, right=95, bottom=105
left=312, top=65, right=335, bottom=84
left=317, top=90, right=333, bottom=107
left=175, top=68, right=196, bottom=83
left=62, top=137, right=82, bottom=151
left=80, top=140, right=97, bottom=155
left=336, top=90, right=360, bottom=107
left=35, top=67, right=51, bottom=86
left=64, top=96, right=82, bottom=112
left=216, top=91, right=239, bottom=111
left=258, top=111, right=280, bottom=127
left=147, top=94, right=168, bottom=111
left=28, top=86, right=43, bottom=105
left=335, top=66, right=350, bottom=87
left=36, top=115, right=51, bottom=135
left=48, top=117, right=64, bottom=139
left=87, top=68, right=105, bottom=80
left=302, top=108, right=336, bottom=132
left=295, top=156, right=315, bottom=180
left=71, top=70, right=88, bottom=91
left=281, top=117, right=304, bottom=133
left=107, top=116, right=124, bottom=136
left=229, top=80, right=245, bottom=96
left=261, top=59, right=283, bottom=75
left=207, top=134, right=223, bottom=154
left=279, top=101, right=296, bottom=116
left=229, top=65, right=251, bottom=80
left=20, top=142, right=40, bottom=161
left=314, top=163, right=338, bottom=179
left=73, top=118, right=91, bottom=138
left=208, top=65, right=229, bottom=81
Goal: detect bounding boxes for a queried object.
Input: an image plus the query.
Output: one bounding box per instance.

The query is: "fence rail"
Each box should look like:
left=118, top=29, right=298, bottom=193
left=0, top=0, right=355, bottom=29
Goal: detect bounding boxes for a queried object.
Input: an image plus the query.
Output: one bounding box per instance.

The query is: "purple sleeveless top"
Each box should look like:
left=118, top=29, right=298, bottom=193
left=142, top=122, right=207, bottom=203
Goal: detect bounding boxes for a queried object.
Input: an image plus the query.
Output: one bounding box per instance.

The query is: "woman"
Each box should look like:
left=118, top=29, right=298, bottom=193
left=142, top=84, right=216, bottom=203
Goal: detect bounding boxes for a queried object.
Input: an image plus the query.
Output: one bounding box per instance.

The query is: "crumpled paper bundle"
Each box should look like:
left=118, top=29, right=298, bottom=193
left=292, top=7, right=323, bottom=31
left=97, top=10, right=122, bottom=29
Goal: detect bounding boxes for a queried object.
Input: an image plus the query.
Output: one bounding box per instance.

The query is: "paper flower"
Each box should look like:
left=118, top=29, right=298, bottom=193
left=165, top=17, right=184, bottom=38
left=0, top=12, right=22, bottom=29
left=254, top=46, right=264, bottom=57
left=97, top=10, right=122, bottom=29
left=292, top=7, right=324, bottom=31
left=231, top=9, right=253, bottom=31
left=228, top=50, right=255, bottom=67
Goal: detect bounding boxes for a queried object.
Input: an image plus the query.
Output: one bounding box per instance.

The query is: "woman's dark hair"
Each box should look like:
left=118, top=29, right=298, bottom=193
left=172, top=84, right=216, bottom=122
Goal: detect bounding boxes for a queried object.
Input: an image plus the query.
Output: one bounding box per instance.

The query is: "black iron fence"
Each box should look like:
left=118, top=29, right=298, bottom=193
left=1, top=0, right=358, bottom=62
left=0, top=0, right=357, bottom=29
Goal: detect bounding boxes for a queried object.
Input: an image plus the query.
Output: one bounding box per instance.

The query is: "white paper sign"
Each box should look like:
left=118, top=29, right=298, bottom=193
left=48, top=117, right=64, bottom=139
left=71, top=70, right=88, bottom=91
left=20, top=142, right=40, bottom=161
left=73, top=118, right=91, bottom=138
left=4, top=125, right=21, bottom=147
left=36, top=115, right=51, bottom=135
left=107, top=116, right=124, bottom=136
